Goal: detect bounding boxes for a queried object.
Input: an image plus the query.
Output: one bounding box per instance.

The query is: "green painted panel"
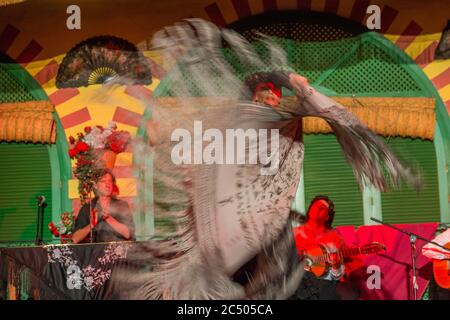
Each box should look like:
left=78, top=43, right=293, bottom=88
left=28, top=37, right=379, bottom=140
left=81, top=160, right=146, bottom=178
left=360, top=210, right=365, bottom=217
left=0, top=143, right=53, bottom=242
left=303, top=134, right=364, bottom=226
left=381, top=137, right=440, bottom=224
left=320, top=40, right=423, bottom=95
left=0, top=64, right=35, bottom=103
left=153, top=28, right=447, bottom=229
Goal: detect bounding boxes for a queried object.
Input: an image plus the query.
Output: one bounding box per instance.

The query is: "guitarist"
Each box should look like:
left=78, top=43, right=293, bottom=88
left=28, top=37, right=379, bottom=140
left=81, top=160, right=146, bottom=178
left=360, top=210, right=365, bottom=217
left=422, top=227, right=450, bottom=260
left=290, top=195, right=345, bottom=300
left=421, top=226, right=450, bottom=299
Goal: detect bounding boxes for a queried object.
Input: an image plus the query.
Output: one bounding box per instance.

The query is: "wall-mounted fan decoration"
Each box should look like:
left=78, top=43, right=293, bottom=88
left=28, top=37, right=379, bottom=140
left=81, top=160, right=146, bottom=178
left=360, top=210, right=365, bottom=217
left=56, top=36, right=152, bottom=88
left=435, top=20, right=450, bottom=60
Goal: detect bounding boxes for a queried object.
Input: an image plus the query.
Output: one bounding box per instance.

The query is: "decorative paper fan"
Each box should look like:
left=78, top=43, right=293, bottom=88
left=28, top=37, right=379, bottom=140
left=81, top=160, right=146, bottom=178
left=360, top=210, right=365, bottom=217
left=56, top=36, right=152, bottom=88
left=435, top=20, right=450, bottom=60
left=0, top=0, right=25, bottom=6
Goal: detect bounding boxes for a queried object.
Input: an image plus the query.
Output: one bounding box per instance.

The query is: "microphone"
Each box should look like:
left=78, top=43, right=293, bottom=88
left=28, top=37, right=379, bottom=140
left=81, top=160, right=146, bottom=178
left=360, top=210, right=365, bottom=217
left=437, top=223, right=450, bottom=231
left=370, top=217, right=383, bottom=224
left=36, top=195, right=46, bottom=207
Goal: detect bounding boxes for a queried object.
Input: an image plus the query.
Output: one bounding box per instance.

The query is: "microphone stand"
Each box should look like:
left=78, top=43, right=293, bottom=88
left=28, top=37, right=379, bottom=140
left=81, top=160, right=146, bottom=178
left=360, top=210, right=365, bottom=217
left=88, top=190, right=95, bottom=244
left=35, top=197, right=46, bottom=245
left=35, top=199, right=41, bottom=245
left=40, top=202, right=46, bottom=244
left=370, top=217, right=450, bottom=300
left=89, top=199, right=93, bottom=243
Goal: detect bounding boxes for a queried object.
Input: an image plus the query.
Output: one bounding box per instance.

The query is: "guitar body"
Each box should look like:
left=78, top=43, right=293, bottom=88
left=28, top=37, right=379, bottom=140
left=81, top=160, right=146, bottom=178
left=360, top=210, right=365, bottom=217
left=303, top=244, right=330, bottom=278
left=302, top=242, right=385, bottom=279
left=433, top=242, right=450, bottom=289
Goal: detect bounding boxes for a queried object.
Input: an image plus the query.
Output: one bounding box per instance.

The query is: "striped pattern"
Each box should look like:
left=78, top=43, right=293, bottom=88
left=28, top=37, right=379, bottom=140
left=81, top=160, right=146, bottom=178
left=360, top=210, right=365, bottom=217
left=113, top=106, right=143, bottom=127
left=379, top=5, right=398, bottom=33
left=394, top=21, right=423, bottom=51
left=0, top=143, right=53, bottom=242
left=0, top=24, right=43, bottom=67
left=205, top=3, right=227, bottom=27
left=124, top=85, right=152, bottom=101
left=0, top=22, right=167, bottom=207
left=297, top=0, right=311, bottom=11
left=0, top=1, right=448, bottom=210
left=0, top=24, right=19, bottom=53
left=48, top=88, right=80, bottom=105
left=232, top=0, right=251, bottom=19
left=414, top=41, right=439, bottom=66
left=423, top=63, right=450, bottom=114
left=324, top=0, right=339, bottom=14
left=263, top=0, right=277, bottom=12
left=381, top=137, right=441, bottom=224
left=349, top=0, right=370, bottom=24
left=33, top=59, right=59, bottom=86
left=15, top=40, right=43, bottom=66
left=60, top=107, right=91, bottom=129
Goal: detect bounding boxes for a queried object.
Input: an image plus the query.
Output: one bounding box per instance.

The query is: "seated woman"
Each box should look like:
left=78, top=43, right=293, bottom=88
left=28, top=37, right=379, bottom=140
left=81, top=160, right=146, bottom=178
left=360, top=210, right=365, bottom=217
left=72, top=169, right=135, bottom=243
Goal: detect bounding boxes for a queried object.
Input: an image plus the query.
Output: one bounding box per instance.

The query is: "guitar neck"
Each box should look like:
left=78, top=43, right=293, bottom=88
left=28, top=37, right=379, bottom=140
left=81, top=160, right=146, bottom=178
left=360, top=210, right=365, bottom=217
left=315, top=246, right=362, bottom=263
left=342, top=247, right=362, bottom=258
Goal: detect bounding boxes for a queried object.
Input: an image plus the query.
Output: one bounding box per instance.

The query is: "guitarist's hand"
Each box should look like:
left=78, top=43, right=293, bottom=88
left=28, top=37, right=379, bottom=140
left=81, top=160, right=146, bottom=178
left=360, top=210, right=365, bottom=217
left=327, top=251, right=342, bottom=269
left=90, top=208, right=99, bottom=229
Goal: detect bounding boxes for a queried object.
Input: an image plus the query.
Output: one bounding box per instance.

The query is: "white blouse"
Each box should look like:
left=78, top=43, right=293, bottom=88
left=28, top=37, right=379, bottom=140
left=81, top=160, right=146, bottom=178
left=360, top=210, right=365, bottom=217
left=422, top=228, right=450, bottom=260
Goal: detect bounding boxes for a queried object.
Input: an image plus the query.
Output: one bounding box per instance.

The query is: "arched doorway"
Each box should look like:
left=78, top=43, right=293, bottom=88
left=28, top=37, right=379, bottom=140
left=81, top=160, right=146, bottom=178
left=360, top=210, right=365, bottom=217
left=0, top=53, right=71, bottom=244
left=149, top=10, right=450, bottom=228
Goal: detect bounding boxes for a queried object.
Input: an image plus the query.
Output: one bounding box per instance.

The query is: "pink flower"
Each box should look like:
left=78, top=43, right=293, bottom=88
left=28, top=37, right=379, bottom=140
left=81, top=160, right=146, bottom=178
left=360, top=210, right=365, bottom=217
left=106, top=131, right=131, bottom=154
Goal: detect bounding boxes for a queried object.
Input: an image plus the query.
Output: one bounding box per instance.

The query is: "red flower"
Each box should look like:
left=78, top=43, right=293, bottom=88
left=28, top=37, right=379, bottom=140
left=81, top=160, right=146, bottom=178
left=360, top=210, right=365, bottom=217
left=96, top=125, right=104, bottom=132
left=76, top=155, right=92, bottom=167
left=69, top=136, right=76, bottom=144
left=84, top=126, right=92, bottom=134
left=48, top=222, right=60, bottom=237
left=69, top=148, right=79, bottom=159
left=75, top=141, right=89, bottom=152
left=76, top=159, right=85, bottom=166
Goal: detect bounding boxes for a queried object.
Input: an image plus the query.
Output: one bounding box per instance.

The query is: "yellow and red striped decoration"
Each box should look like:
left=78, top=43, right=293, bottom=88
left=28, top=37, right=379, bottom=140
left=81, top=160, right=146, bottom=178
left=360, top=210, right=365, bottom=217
left=1, top=0, right=449, bottom=211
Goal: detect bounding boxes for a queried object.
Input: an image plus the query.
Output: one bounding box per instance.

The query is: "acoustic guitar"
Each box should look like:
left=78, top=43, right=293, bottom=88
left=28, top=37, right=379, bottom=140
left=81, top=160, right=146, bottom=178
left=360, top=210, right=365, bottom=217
left=301, top=242, right=386, bottom=278
left=433, top=242, right=450, bottom=289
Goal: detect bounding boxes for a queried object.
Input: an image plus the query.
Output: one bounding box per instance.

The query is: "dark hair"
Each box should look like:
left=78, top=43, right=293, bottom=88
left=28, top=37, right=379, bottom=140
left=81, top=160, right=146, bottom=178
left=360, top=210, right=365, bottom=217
left=305, top=195, right=335, bottom=229
left=94, top=168, right=116, bottom=183
left=93, top=168, right=118, bottom=198
left=241, top=71, right=282, bottom=100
